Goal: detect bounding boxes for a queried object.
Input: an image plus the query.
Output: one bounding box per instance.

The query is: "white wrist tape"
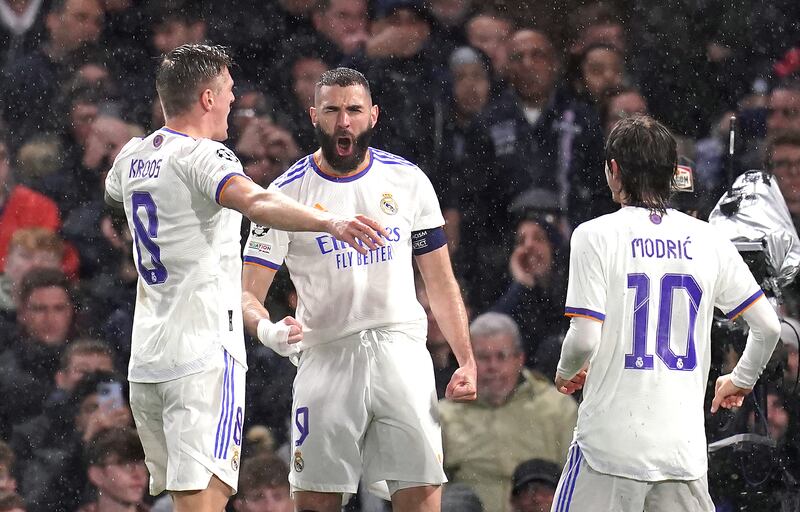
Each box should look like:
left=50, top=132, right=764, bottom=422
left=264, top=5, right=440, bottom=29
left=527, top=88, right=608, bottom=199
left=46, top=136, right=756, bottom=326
left=256, top=319, right=297, bottom=356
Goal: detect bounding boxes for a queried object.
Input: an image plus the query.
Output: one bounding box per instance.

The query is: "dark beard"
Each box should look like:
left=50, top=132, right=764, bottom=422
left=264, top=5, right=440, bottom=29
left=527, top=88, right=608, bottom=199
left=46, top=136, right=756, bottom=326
left=314, top=123, right=374, bottom=174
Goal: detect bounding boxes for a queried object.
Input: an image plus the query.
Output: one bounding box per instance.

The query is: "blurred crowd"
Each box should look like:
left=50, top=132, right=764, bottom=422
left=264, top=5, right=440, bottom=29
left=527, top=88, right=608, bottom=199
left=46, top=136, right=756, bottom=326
left=1, top=0, right=800, bottom=511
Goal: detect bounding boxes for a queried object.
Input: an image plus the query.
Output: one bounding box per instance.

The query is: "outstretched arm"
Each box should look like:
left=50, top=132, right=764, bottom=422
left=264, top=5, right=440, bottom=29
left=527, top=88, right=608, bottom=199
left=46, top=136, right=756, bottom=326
left=221, top=176, right=387, bottom=255
left=416, top=245, right=476, bottom=402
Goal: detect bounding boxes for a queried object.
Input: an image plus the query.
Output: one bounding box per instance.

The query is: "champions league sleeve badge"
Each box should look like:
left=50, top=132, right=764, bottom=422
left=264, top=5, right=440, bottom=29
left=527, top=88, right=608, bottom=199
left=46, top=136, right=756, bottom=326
left=380, top=193, right=398, bottom=215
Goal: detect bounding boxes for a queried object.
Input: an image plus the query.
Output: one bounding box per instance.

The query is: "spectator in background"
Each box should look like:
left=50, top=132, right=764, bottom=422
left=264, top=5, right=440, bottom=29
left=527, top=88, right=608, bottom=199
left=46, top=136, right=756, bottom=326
left=235, top=118, right=301, bottom=187
left=0, top=134, right=62, bottom=274
left=565, top=43, right=627, bottom=109
left=464, top=10, right=513, bottom=82
left=0, top=228, right=64, bottom=318
left=427, top=0, right=471, bottom=59
left=566, top=1, right=626, bottom=55
left=508, top=459, right=560, bottom=512
left=1, top=0, right=105, bottom=147
left=600, top=86, right=648, bottom=136
left=435, top=46, right=492, bottom=253
left=0, top=440, right=18, bottom=496
left=460, top=28, right=609, bottom=308
left=12, top=371, right=132, bottom=512
left=232, top=454, right=293, bottom=512
left=439, top=313, right=577, bottom=512
left=0, top=268, right=76, bottom=437
left=148, top=1, right=206, bottom=56
left=280, top=48, right=329, bottom=153
left=766, top=130, right=800, bottom=226
left=50, top=339, right=116, bottom=407
left=310, top=0, right=369, bottom=65
left=61, top=115, right=142, bottom=284
left=355, top=0, right=441, bottom=173
left=0, top=0, right=48, bottom=69
left=81, top=427, right=148, bottom=512
left=490, top=207, right=568, bottom=376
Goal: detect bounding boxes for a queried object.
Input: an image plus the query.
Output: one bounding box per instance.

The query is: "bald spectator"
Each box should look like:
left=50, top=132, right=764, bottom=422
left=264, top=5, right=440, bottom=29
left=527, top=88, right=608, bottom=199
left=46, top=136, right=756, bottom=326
left=439, top=313, right=577, bottom=512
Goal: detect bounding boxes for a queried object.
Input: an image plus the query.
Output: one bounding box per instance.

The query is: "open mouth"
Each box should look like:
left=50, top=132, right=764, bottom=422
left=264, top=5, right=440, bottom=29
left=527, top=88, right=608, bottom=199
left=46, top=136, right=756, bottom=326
left=336, top=136, right=353, bottom=157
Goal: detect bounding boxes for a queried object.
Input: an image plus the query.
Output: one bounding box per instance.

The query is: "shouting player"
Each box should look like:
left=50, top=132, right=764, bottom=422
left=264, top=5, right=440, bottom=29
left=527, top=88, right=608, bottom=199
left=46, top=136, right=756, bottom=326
left=552, top=115, right=781, bottom=511
left=104, top=45, right=385, bottom=512
left=241, top=67, right=477, bottom=512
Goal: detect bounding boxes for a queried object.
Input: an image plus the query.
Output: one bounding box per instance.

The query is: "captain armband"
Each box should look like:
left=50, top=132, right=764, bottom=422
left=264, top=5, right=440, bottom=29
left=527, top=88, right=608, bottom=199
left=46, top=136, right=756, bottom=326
left=411, top=226, right=447, bottom=256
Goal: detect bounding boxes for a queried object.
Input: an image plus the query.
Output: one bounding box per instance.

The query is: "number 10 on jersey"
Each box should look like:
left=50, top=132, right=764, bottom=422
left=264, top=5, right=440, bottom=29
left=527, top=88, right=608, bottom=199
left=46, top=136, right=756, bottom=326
left=625, top=273, right=701, bottom=371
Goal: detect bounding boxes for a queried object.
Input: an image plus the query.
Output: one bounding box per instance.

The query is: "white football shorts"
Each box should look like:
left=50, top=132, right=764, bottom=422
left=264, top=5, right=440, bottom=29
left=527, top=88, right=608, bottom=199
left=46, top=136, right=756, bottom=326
left=552, top=443, right=714, bottom=512
left=129, top=348, right=246, bottom=495
left=289, top=329, right=446, bottom=500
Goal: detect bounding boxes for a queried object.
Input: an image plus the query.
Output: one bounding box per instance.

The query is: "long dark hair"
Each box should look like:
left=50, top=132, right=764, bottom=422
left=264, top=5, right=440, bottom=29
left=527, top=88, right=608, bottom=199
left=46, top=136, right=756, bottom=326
left=605, top=114, right=677, bottom=213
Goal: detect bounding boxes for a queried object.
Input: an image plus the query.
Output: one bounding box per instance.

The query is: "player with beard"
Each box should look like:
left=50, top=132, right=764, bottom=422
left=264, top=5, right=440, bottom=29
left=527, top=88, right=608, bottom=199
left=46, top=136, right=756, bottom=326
left=241, top=67, right=477, bottom=512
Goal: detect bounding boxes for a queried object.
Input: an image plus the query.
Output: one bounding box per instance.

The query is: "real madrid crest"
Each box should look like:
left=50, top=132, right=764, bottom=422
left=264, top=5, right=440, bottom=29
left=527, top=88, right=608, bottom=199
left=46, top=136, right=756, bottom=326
left=380, top=193, right=398, bottom=215
left=294, top=449, right=304, bottom=472
left=231, top=448, right=240, bottom=471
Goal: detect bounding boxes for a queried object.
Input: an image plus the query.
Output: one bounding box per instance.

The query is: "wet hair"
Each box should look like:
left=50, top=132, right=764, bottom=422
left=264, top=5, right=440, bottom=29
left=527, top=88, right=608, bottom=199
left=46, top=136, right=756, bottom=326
left=605, top=114, right=677, bottom=214
left=155, top=44, right=232, bottom=118
left=314, top=67, right=371, bottom=104
left=85, top=427, right=144, bottom=467
left=18, top=268, right=72, bottom=307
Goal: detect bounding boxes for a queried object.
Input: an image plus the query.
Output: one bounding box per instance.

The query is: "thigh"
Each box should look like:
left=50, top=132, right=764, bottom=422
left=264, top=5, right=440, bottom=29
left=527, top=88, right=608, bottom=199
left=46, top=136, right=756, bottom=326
left=552, top=444, right=647, bottom=512
left=645, top=475, right=714, bottom=512
left=129, top=381, right=169, bottom=496
left=161, top=349, right=246, bottom=494
left=364, top=332, right=446, bottom=491
left=289, top=338, right=370, bottom=495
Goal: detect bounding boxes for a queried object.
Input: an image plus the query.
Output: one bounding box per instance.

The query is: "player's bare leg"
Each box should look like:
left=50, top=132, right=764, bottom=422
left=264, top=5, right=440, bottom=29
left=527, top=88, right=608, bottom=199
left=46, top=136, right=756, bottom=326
left=171, top=475, right=232, bottom=512
left=293, top=490, right=342, bottom=512
left=391, top=485, right=441, bottom=512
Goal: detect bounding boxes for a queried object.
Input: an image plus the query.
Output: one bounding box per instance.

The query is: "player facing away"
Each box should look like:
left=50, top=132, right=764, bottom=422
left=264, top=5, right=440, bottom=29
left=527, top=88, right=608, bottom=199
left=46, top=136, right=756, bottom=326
left=103, top=46, right=386, bottom=512
left=551, top=115, right=781, bottom=512
left=241, top=67, right=478, bottom=512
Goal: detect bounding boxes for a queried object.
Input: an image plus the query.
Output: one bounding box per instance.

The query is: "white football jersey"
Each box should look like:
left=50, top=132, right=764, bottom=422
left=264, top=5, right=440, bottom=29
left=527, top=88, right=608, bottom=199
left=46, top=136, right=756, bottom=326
left=243, top=148, right=445, bottom=347
left=105, top=128, right=249, bottom=383
left=565, top=206, right=763, bottom=481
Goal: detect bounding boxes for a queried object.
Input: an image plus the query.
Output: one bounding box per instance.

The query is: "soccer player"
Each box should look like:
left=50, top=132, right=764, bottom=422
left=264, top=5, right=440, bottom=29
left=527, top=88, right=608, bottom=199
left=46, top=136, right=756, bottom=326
left=552, top=115, right=781, bottom=511
left=241, top=67, right=477, bottom=512
left=103, top=45, right=386, bottom=512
